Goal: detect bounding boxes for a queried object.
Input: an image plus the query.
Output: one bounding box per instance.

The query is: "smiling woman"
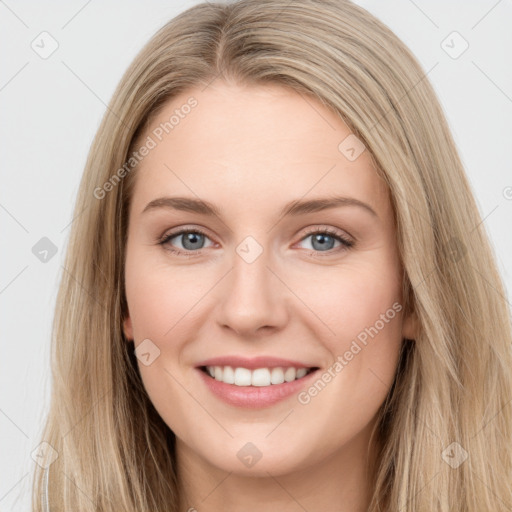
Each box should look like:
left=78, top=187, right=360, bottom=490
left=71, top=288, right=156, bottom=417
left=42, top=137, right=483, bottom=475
left=33, top=1, right=512, bottom=511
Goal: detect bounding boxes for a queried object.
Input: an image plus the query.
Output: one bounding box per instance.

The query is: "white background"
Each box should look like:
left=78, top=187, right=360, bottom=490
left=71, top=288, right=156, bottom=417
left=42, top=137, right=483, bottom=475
left=1, top=1, right=511, bottom=509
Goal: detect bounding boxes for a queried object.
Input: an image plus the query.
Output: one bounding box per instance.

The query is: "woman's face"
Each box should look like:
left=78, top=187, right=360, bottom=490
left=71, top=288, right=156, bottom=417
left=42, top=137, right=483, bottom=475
left=123, top=81, right=416, bottom=477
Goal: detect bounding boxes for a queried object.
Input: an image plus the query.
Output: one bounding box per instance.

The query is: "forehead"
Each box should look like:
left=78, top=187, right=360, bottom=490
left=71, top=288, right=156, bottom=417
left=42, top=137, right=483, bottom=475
left=129, top=81, right=390, bottom=218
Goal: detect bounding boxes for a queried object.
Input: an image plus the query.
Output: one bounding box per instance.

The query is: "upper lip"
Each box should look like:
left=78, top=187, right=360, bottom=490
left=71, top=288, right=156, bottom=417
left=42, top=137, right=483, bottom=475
left=195, top=355, right=319, bottom=370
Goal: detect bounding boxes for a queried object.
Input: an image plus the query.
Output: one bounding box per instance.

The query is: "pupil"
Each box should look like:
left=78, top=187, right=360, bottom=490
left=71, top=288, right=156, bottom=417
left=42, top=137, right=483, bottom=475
left=183, top=232, right=203, bottom=250
left=312, top=234, right=334, bottom=251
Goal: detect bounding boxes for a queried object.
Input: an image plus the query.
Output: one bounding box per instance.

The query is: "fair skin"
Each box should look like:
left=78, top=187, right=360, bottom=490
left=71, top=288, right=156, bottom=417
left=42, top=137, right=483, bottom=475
left=123, top=81, right=417, bottom=512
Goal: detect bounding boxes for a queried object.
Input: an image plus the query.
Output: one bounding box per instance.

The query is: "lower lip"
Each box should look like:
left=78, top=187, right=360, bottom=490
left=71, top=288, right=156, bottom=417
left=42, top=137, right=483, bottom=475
left=196, top=367, right=319, bottom=408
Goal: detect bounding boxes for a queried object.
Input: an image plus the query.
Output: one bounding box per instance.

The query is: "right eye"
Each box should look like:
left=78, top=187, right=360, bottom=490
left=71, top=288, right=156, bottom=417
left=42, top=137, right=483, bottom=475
left=159, top=228, right=215, bottom=256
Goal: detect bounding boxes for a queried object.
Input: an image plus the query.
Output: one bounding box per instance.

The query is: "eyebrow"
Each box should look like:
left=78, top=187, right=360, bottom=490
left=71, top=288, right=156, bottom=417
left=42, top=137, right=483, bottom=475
left=141, top=195, right=378, bottom=218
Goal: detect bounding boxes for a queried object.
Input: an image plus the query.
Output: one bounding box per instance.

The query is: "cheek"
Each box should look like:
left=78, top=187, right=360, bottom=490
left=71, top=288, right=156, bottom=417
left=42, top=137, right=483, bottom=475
left=304, top=257, right=403, bottom=342
left=292, top=276, right=403, bottom=447
left=124, top=254, right=201, bottom=422
left=124, top=253, right=205, bottom=341
left=300, top=253, right=404, bottom=390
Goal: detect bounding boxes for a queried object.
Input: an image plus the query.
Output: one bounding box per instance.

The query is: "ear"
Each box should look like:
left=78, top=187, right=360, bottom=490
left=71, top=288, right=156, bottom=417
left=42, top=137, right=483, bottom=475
left=123, top=315, right=134, bottom=341
left=401, top=308, right=419, bottom=340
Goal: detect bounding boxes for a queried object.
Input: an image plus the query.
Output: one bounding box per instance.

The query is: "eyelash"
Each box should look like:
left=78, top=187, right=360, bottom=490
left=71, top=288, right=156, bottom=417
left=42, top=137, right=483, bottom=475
left=157, top=226, right=354, bottom=258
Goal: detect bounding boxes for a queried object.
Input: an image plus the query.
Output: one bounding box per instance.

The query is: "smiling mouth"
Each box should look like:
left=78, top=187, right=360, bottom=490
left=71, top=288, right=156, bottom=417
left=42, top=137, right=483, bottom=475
left=199, top=365, right=320, bottom=387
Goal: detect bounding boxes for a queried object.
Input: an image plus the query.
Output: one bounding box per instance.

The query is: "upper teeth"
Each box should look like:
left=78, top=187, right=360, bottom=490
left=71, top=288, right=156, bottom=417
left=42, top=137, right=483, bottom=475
left=205, top=366, right=310, bottom=386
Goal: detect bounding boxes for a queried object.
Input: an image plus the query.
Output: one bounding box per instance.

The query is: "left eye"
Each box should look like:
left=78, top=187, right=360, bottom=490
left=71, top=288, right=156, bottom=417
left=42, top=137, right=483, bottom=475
left=297, top=230, right=353, bottom=252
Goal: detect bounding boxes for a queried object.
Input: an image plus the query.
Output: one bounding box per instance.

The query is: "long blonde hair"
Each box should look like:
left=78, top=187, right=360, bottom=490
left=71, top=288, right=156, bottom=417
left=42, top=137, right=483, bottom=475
left=32, top=0, right=512, bottom=510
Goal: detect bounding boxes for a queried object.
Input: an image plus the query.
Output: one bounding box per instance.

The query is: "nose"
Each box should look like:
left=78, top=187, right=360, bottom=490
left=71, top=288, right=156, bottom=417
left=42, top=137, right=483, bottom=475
left=215, top=244, right=289, bottom=337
